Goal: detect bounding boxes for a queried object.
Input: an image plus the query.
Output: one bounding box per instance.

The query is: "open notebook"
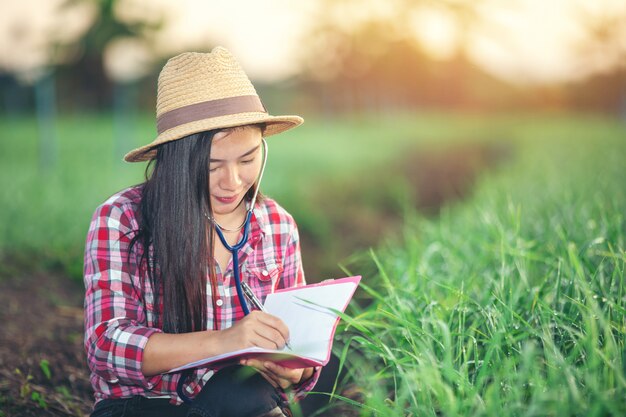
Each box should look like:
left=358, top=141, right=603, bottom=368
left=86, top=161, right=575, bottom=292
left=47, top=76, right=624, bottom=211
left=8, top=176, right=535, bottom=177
left=168, top=276, right=361, bottom=372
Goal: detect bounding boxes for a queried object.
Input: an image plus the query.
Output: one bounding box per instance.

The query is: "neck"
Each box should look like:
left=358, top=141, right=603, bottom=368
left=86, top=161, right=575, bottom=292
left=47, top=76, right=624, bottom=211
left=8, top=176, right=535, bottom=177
left=212, top=200, right=247, bottom=232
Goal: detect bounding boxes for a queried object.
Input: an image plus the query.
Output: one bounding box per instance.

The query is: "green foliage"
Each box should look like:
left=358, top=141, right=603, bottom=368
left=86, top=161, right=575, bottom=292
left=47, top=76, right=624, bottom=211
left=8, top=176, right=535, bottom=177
left=13, top=367, right=48, bottom=409
left=30, top=392, right=47, bottom=409
left=337, top=119, right=626, bottom=416
left=39, top=359, right=51, bottom=380
left=55, top=385, right=72, bottom=400
left=0, top=111, right=445, bottom=279
left=1, top=110, right=625, bottom=415
left=0, top=111, right=623, bottom=284
left=15, top=368, right=33, bottom=399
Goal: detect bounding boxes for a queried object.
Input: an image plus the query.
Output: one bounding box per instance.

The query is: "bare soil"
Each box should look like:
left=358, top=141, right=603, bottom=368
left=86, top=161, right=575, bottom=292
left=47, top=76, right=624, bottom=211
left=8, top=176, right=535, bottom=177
left=0, top=269, right=92, bottom=416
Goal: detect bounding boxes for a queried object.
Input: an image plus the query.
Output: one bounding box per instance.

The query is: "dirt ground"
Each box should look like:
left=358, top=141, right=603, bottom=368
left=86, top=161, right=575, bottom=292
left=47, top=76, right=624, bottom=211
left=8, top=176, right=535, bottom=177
left=0, top=268, right=93, bottom=416
left=0, top=143, right=506, bottom=416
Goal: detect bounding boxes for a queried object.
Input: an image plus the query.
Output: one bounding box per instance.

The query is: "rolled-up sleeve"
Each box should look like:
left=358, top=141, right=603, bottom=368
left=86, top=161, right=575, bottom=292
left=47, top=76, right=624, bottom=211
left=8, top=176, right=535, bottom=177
left=291, top=366, right=322, bottom=400
left=84, top=201, right=163, bottom=388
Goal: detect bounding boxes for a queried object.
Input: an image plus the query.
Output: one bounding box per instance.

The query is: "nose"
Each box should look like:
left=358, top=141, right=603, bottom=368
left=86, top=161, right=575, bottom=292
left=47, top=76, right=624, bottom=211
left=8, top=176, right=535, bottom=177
left=220, top=164, right=242, bottom=190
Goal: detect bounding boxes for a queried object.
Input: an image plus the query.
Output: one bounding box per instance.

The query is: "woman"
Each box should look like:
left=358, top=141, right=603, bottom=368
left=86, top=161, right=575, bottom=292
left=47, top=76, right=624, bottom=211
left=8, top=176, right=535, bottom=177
left=84, top=47, right=319, bottom=417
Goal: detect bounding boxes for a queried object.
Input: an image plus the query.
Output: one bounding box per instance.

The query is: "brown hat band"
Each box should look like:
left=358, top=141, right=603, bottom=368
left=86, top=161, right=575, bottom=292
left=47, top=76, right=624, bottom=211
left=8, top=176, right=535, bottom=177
left=156, top=95, right=267, bottom=134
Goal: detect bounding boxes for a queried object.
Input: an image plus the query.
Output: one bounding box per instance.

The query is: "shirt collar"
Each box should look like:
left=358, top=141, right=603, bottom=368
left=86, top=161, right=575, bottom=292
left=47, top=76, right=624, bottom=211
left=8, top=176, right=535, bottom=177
left=237, top=203, right=268, bottom=261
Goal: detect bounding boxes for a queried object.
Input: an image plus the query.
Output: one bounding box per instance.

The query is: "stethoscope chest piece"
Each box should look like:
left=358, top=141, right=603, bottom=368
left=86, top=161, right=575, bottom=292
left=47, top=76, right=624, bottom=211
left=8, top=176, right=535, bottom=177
left=214, top=210, right=253, bottom=315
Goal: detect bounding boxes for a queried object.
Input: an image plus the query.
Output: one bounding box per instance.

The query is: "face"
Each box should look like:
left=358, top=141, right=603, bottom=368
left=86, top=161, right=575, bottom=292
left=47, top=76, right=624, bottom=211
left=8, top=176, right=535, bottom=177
left=209, top=126, right=264, bottom=217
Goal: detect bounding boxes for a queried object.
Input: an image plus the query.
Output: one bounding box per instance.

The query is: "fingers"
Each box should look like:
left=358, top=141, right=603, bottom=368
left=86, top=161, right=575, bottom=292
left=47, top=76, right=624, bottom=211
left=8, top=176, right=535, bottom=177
left=252, top=326, right=285, bottom=350
left=241, top=358, right=304, bottom=390
left=263, top=361, right=299, bottom=383
left=240, top=359, right=279, bottom=387
left=252, top=311, right=290, bottom=346
left=229, top=311, right=290, bottom=350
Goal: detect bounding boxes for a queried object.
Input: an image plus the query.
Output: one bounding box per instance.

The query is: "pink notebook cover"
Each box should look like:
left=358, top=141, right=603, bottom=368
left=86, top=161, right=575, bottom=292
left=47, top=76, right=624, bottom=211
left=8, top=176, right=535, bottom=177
left=272, top=275, right=361, bottom=368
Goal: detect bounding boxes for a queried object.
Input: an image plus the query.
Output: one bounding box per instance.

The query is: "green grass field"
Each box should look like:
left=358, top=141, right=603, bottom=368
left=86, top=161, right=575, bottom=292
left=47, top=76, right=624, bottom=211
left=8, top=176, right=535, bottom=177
left=327, top=114, right=626, bottom=416
left=1, top=111, right=624, bottom=416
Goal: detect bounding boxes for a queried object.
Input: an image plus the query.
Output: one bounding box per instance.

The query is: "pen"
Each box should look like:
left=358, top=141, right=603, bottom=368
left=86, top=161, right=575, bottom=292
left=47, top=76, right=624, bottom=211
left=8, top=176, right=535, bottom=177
left=241, top=281, right=293, bottom=350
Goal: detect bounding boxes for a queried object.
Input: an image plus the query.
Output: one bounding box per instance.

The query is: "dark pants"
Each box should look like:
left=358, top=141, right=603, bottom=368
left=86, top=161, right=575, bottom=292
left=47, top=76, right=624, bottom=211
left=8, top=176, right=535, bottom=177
left=91, top=366, right=288, bottom=417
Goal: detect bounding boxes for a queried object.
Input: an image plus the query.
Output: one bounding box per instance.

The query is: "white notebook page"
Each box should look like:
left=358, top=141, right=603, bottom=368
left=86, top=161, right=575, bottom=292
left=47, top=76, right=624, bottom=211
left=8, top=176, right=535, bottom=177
left=263, top=281, right=358, bottom=361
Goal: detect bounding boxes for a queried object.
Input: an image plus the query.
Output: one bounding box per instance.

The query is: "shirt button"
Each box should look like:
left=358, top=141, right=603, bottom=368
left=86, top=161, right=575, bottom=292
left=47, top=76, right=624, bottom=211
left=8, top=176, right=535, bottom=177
left=261, top=270, right=269, bottom=277
left=216, top=299, right=223, bottom=307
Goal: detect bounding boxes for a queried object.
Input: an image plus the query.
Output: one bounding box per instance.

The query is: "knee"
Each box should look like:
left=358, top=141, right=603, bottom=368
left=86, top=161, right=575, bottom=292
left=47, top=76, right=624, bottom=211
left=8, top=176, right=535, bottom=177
left=189, top=366, right=283, bottom=417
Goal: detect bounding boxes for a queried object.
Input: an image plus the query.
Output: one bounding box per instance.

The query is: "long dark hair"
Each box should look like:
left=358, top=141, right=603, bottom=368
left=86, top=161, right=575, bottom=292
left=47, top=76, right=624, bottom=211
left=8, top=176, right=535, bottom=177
left=130, top=130, right=216, bottom=334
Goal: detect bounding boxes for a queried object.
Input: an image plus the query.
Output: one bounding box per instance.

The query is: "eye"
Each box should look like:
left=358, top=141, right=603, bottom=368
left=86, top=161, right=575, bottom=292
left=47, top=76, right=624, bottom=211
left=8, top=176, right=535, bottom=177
left=240, top=157, right=255, bottom=165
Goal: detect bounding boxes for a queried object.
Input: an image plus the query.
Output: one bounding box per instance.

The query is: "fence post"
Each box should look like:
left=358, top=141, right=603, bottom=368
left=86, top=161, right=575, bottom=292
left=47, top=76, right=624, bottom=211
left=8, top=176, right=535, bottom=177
left=35, top=70, right=57, bottom=173
left=113, top=81, right=136, bottom=161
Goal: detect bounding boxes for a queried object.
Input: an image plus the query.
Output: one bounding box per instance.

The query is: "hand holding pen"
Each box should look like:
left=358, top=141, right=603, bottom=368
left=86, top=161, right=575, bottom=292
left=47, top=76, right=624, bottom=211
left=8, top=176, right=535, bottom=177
left=241, top=281, right=293, bottom=350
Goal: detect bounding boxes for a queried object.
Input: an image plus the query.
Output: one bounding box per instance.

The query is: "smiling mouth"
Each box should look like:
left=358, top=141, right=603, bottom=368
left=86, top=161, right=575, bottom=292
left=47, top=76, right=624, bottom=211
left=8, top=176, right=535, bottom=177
left=215, top=195, right=239, bottom=204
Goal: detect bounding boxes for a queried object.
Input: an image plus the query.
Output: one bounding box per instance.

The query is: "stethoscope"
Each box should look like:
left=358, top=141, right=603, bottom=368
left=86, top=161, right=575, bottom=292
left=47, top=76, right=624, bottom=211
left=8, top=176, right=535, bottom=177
left=211, top=137, right=268, bottom=316
left=177, top=137, right=268, bottom=403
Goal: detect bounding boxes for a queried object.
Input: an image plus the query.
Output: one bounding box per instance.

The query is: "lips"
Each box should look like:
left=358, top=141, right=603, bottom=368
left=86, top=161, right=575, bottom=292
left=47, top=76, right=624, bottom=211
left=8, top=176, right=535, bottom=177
left=215, top=195, right=239, bottom=204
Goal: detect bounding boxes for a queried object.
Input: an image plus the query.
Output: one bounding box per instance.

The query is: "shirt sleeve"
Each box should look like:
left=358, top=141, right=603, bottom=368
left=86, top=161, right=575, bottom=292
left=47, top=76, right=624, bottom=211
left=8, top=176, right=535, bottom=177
left=291, top=366, right=323, bottom=401
left=83, top=201, right=163, bottom=389
left=279, top=222, right=306, bottom=289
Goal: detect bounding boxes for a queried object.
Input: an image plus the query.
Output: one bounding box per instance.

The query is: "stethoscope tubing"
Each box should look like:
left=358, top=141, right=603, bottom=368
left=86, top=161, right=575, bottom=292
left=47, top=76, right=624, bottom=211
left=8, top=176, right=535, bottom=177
left=214, top=210, right=252, bottom=315
left=212, top=138, right=268, bottom=316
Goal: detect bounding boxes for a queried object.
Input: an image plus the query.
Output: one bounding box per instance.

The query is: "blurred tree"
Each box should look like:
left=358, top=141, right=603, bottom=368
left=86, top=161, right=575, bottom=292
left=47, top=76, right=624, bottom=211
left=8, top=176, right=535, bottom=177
left=55, top=0, right=162, bottom=109
left=574, top=4, right=626, bottom=76
left=567, top=4, right=626, bottom=116
left=296, top=0, right=515, bottom=112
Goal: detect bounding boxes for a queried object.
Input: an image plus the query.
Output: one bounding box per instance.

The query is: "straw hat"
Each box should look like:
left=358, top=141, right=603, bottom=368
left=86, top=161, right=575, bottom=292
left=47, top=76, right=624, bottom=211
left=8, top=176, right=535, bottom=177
left=124, top=46, right=303, bottom=162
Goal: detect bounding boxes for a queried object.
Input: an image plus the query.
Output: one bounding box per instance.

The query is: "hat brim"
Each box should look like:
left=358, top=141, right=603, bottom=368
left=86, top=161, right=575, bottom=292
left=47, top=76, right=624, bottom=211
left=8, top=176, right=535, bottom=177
left=123, top=113, right=303, bottom=162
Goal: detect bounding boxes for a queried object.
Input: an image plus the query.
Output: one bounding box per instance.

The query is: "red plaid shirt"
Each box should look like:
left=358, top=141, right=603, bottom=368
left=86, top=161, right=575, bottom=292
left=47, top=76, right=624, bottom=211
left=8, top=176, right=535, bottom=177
left=84, top=185, right=319, bottom=405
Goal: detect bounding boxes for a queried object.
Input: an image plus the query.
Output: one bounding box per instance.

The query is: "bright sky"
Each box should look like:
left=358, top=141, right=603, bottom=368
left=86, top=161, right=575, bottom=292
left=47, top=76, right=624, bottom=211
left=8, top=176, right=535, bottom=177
left=0, top=0, right=624, bottom=84
left=467, top=0, right=626, bottom=84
